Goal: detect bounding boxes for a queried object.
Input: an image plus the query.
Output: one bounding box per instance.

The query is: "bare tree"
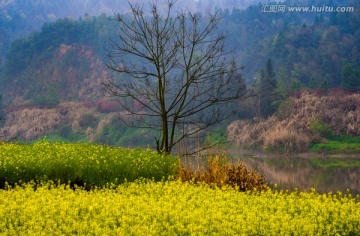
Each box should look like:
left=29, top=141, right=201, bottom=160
left=103, top=0, right=250, bottom=154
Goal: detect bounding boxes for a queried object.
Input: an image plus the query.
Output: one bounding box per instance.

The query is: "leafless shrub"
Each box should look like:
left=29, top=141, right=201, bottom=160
left=262, top=126, right=310, bottom=153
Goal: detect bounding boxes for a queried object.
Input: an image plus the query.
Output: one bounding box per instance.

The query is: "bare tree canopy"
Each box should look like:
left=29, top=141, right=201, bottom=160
left=103, top=0, right=250, bottom=154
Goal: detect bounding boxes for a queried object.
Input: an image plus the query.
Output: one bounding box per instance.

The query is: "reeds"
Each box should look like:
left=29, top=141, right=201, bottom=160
left=262, top=126, right=310, bottom=153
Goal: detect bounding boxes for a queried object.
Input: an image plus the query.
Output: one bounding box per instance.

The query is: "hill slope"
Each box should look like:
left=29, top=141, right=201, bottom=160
left=227, top=91, right=360, bottom=152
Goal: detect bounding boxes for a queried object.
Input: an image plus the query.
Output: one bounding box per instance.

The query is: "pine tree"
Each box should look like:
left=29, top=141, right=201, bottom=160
left=259, top=59, right=276, bottom=118
left=341, top=64, right=360, bottom=92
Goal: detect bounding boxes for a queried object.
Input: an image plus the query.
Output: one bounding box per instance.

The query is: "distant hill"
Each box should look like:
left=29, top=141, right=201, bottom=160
left=0, top=0, right=274, bottom=65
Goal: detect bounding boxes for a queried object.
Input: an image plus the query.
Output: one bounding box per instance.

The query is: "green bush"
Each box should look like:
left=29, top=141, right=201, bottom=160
left=310, top=120, right=334, bottom=139
left=31, top=87, right=60, bottom=108
left=204, top=129, right=228, bottom=147
left=79, top=113, right=99, bottom=128
left=97, top=117, right=154, bottom=148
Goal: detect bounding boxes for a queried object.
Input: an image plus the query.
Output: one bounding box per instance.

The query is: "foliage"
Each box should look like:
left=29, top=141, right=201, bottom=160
left=178, top=155, right=268, bottom=192
left=79, top=113, right=99, bottom=128
left=341, top=63, right=360, bottom=92
left=310, top=120, right=334, bottom=140
left=96, top=117, right=154, bottom=148
left=311, top=141, right=360, bottom=154
left=55, top=130, right=87, bottom=143
left=275, top=99, right=293, bottom=120
left=204, top=128, right=228, bottom=147
left=333, top=135, right=360, bottom=144
left=0, top=181, right=359, bottom=235
left=0, top=142, right=177, bottom=188
left=258, top=59, right=277, bottom=118
left=31, top=86, right=60, bottom=108
left=96, top=99, right=122, bottom=113
left=310, top=128, right=360, bottom=153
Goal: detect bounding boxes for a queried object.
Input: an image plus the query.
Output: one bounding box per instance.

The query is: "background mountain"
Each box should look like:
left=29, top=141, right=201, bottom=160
left=0, top=0, right=275, bottom=65
left=0, top=0, right=359, bottom=147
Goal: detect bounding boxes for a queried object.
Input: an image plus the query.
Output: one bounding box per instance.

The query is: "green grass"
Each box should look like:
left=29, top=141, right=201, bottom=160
left=330, top=135, right=360, bottom=144
left=0, top=142, right=177, bottom=188
left=311, top=141, right=360, bottom=153
left=311, top=135, right=360, bottom=153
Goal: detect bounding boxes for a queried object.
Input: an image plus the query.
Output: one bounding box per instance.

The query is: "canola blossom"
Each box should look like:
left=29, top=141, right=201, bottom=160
left=1, top=142, right=359, bottom=235
left=0, top=181, right=359, bottom=235
left=0, top=142, right=177, bottom=186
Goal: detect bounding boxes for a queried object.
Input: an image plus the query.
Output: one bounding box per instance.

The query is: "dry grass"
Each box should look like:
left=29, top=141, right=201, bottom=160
left=177, top=154, right=268, bottom=192
left=3, top=102, right=119, bottom=141
left=262, top=126, right=310, bottom=153
left=228, top=91, right=360, bottom=152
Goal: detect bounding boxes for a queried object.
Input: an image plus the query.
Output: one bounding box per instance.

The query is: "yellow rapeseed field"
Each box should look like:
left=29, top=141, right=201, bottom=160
left=1, top=142, right=359, bottom=235
left=0, top=181, right=359, bottom=235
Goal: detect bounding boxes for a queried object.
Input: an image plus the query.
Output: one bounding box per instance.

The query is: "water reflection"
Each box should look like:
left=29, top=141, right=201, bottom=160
left=230, top=151, right=360, bottom=194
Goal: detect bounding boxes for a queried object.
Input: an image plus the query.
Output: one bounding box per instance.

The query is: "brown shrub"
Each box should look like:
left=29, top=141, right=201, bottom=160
left=262, top=126, right=310, bottom=153
left=2, top=102, right=119, bottom=141
left=227, top=117, right=278, bottom=147
left=177, top=154, right=268, bottom=192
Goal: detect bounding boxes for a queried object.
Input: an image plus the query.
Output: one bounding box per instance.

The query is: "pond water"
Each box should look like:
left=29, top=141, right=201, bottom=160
left=228, top=150, right=360, bottom=195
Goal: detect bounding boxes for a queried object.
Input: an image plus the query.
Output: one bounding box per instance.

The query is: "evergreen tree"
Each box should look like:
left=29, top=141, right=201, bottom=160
left=320, top=79, right=329, bottom=94
left=273, top=65, right=290, bottom=110
left=308, top=77, right=318, bottom=90
left=259, top=59, right=276, bottom=118
left=341, top=64, right=360, bottom=92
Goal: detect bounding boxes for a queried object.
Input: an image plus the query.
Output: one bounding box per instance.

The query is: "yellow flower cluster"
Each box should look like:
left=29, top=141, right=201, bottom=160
left=0, top=181, right=359, bottom=235
left=0, top=142, right=177, bottom=186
